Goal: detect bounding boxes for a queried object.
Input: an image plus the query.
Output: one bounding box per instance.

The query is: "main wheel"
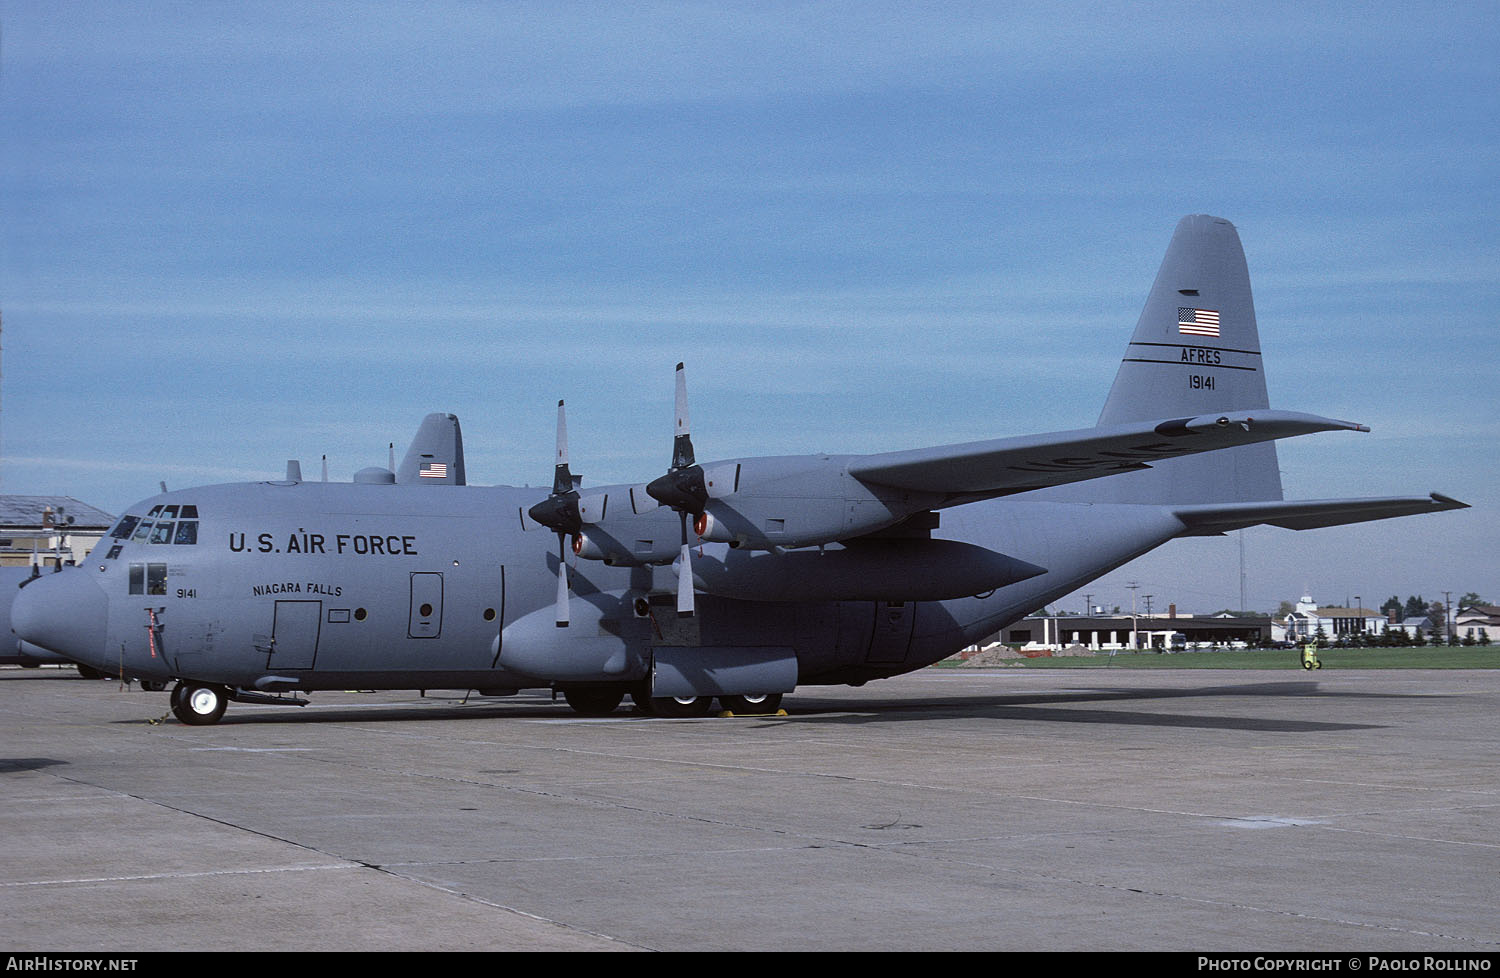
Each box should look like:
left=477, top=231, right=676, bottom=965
left=562, top=687, right=625, bottom=716
left=172, top=682, right=229, bottom=726
left=718, top=693, right=783, bottom=715
left=649, top=695, right=714, bottom=718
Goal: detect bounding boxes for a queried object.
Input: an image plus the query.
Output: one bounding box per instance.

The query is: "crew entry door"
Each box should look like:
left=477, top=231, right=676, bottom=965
left=268, top=600, right=322, bottom=670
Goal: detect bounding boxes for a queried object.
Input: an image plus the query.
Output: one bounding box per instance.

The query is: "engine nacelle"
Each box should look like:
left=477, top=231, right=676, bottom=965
left=692, top=510, right=738, bottom=544
left=572, top=531, right=623, bottom=564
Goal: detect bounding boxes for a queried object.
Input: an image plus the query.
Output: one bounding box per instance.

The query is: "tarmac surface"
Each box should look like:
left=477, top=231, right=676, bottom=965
left=1, top=664, right=1497, bottom=952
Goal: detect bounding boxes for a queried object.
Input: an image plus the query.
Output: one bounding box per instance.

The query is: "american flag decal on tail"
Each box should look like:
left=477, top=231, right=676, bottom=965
left=1178, top=307, right=1221, bottom=337
left=419, top=462, right=448, bottom=479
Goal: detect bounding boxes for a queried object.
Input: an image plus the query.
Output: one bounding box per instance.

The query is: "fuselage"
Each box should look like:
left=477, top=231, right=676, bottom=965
left=13, top=477, right=1189, bottom=696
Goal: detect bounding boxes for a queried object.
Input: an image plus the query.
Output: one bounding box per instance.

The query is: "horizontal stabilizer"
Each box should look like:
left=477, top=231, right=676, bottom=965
left=848, top=410, right=1367, bottom=498
left=1173, top=493, right=1468, bottom=535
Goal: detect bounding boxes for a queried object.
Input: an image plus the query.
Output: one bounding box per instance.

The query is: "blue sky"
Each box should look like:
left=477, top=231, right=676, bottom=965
left=2, top=1, right=1495, bottom=615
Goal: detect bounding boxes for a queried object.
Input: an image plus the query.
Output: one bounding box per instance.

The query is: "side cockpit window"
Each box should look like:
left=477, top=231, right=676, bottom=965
left=110, top=515, right=140, bottom=540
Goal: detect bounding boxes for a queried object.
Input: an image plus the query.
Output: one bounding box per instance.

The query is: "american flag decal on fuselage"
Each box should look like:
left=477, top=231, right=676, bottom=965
left=1178, top=307, right=1221, bottom=337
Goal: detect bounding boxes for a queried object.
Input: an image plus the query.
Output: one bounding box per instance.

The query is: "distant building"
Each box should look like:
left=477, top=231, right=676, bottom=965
left=1273, top=595, right=1386, bottom=643
left=1455, top=605, right=1500, bottom=644
left=988, top=610, right=1271, bottom=651
left=1388, top=616, right=1437, bottom=642
left=0, top=495, right=115, bottom=568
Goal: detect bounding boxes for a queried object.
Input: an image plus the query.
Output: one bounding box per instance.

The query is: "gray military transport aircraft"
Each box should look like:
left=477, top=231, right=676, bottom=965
left=9, top=216, right=1466, bottom=724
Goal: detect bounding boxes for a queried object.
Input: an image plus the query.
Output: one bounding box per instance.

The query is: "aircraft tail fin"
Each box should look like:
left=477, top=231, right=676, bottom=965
left=1075, top=215, right=1282, bottom=504
left=397, top=413, right=467, bottom=486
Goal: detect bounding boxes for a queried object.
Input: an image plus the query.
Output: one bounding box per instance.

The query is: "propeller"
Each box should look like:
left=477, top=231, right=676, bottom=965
left=645, top=363, right=709, bottom=618
left=526, top=400, right=582, bottom=627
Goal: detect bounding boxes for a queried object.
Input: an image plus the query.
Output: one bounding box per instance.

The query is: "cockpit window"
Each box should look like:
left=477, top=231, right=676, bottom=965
left=114, top=506, right=200, bottom=545
left=110, top=515, right=140, bottom=540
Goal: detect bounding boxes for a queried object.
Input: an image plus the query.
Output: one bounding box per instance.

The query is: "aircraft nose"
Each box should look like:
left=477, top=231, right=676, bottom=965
left=12, top=570, right=109, bottom=665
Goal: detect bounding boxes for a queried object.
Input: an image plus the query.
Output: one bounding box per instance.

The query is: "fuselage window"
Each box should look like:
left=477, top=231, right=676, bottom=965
left=128, top=563, right=144, bottom=595
left=162, top=505, right=179, bottom=519
left=174, top=521, right=198, bottom=545
left=146, top=563, right=167, bottom=596
left=106, top=545, right=122, bottom=561
left=149, top=522, right=175, bottom=545
left=131, top=520, right=154, bottom=543
left=148, top=506, right=164, bottom=518
left=180, top=505, right=199, bottom=519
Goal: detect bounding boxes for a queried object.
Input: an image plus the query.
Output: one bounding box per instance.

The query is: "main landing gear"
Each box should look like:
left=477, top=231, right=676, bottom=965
left=595, top=685, right=782, bottom=718
left=562, top=687, right=626, bottom=717
left=171, top=681, right=229, bottom=726
left=556, top=685, right=785, bottom=717
left=717, top=693, right=783, bottom=715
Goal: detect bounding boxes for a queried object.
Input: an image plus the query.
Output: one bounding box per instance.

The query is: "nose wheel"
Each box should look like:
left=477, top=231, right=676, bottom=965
left=171, top=681, right=229, bottom=726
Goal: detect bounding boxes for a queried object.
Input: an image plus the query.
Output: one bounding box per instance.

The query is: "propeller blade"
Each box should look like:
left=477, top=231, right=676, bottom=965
left=646, top=364, right=710, bottom=514
left=555, top=535, right=571, bottom=627
left=671, top=361, right=695, bottom=471
left=677, top=513, right=695, bottom=618
left=552, top=399, right=573, bottom=495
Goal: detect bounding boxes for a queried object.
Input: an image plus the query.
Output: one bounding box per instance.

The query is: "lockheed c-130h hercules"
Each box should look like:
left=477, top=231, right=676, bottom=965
left=10, top=216, right=1466, bottom=724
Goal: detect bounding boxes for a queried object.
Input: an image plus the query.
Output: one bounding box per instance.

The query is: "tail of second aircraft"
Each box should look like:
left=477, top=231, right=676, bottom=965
left=1072, top=214, right=1284, bottom=505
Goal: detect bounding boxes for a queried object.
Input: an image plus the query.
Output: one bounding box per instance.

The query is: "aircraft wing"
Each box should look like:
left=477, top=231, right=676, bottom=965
left=1171, top=493, right=1469, bottom=535
left=847, top=409, right=1367, bottom=496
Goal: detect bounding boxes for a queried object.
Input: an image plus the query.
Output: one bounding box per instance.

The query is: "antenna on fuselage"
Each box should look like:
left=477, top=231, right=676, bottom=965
left=322, top=455, right=328, bottom=482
